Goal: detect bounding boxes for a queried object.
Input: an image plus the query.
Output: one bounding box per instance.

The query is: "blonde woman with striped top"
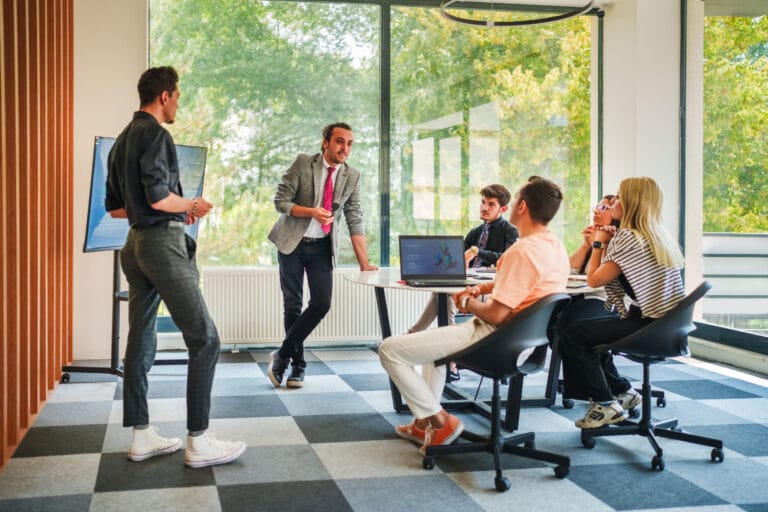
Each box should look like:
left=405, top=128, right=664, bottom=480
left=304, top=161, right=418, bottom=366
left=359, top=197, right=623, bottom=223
left=559, top=177, right=685, bottom=429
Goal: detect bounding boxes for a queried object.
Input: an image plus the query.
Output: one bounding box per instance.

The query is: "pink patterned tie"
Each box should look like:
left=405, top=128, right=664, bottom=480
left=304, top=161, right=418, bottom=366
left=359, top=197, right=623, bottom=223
left=321, top=166, right=336, bottom=234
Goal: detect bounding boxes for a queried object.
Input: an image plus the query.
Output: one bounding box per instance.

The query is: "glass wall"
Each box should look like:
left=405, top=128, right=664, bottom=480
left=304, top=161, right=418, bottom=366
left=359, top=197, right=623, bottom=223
left=149, top=0, right=381, bottom=266
left=149, top=1, right=592, bottom=268
left=702, top=15, right=768, bottom=336
left=388, top=8, right=591, bottom=264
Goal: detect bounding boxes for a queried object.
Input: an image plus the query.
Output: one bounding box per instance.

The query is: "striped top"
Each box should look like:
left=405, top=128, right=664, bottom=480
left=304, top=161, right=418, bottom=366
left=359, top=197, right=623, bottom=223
left=602, top=229, right=684, bottom=319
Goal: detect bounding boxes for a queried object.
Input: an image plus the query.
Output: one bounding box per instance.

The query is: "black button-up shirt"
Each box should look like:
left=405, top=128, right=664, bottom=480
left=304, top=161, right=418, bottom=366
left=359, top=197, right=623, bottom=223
left=463, top=217, right=519, bottom=266
left=105, top=111, right=185, bottom=228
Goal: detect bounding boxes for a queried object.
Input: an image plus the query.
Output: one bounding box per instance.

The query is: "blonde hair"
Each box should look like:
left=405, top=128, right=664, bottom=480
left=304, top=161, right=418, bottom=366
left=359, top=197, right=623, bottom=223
left=618, top=177, right=684, bottom=268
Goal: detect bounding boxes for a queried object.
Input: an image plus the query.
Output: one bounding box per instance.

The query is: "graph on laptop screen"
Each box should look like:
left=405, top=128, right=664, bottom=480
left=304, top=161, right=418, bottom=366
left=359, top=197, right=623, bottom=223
left=399, top=235, right=467, bottom=281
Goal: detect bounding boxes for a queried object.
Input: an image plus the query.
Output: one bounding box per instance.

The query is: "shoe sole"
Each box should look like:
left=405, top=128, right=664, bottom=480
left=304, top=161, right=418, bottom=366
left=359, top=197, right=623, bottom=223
left=267, top=352, right=282, bottom=388
left=286, top=379, right=304, bottom=388
left=576, top=412, right=627, bottom=429
left=128, top=441, right=182, bottom=462
left=419, top=422, right=465, bottom=454
left=185, top=443, right=247, bottom=469
left=395, top=427, right=425, bottom=444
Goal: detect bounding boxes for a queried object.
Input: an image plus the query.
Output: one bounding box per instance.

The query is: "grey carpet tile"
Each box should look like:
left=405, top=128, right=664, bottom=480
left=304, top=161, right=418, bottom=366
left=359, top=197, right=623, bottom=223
left=1, top=347, right=766, bottom=512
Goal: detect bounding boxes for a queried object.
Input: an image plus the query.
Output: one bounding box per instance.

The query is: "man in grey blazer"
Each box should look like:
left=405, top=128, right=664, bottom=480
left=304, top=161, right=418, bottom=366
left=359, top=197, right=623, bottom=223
left=267, top=122, right=378, bottom=388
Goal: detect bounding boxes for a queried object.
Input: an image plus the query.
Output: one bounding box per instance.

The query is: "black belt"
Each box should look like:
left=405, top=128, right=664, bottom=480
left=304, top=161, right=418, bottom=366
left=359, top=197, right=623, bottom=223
left=132, top=219, right=184, bottom=230
left=301, top=236, right=328, bottom=244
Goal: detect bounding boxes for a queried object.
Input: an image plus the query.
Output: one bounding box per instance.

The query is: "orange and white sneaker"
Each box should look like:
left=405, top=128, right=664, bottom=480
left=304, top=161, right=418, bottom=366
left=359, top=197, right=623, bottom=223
left=395, top=421, right=427, bottom=444
left=420, top=414, right=464, bottom=454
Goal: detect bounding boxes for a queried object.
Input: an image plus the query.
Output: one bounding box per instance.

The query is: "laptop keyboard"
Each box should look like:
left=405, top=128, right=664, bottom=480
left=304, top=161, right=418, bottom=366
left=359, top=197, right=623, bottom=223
left=406, top=280, right=476, bottom=288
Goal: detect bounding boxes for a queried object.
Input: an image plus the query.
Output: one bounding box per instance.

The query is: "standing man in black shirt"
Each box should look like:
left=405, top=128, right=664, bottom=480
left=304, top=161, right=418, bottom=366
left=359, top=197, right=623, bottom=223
left=106, top=66, right=245, bottom=468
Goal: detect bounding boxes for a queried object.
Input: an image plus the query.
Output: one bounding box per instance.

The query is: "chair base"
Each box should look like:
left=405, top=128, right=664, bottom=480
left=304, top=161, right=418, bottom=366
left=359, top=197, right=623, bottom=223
left=422, top=378, right=570, bottom=492
left=423, top=430, right=570, bottom=491
left=580, top=364, right=724, bottom=470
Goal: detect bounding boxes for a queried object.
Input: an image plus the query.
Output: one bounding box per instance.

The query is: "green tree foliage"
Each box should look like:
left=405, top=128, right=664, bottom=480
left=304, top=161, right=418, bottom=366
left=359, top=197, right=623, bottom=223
left=389, top=9, right=591, bottom=255
left=149, top=1, right=592, bottom=266
left=150, top=0, right=380, bottom=266
left=704, top=16, right=768, bottom=233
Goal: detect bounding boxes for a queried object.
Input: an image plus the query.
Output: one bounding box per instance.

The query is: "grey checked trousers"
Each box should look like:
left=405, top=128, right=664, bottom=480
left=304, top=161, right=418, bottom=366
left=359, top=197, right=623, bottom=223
left=120, top=222, right=220, bottom=432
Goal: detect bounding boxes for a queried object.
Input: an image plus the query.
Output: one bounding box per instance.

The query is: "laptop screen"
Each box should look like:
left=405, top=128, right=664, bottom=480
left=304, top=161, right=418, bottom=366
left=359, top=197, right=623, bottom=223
left=399, top=235, right=467, bottom=281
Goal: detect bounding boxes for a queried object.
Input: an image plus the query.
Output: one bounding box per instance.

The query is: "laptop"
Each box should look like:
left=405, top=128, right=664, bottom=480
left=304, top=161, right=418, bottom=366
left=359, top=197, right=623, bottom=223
left=398, top=235, right=479, bottom=287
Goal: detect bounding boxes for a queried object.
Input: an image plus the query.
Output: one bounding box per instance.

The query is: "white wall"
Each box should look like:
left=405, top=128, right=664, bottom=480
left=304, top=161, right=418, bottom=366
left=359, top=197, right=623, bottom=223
left=73, top=0, right=147, bottom=358
left=601, top=0, right=683, bottom=242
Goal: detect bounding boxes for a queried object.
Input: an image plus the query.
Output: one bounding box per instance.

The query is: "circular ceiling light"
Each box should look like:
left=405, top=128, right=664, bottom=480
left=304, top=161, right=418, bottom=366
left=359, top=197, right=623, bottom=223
left=440, top=0, right=595, bottom=28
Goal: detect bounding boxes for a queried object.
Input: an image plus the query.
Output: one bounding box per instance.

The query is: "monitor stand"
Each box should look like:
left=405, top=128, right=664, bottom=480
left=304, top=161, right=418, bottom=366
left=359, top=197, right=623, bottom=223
left=61, top=251, right=187, bottom=383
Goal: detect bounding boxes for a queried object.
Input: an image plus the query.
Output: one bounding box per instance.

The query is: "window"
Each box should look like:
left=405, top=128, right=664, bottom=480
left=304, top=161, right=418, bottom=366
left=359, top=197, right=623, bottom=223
left=702, top=15, right=768, bottom=336
left=389, top=7, right=591, bottom=263
left=149, top=1, right=592, bottom=268
left=149, top=0, right=380, bottom=266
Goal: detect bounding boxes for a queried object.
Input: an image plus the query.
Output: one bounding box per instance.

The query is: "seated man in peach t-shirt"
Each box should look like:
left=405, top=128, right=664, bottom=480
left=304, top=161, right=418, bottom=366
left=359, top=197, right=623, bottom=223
left=378, top=176, right=570, bottom=454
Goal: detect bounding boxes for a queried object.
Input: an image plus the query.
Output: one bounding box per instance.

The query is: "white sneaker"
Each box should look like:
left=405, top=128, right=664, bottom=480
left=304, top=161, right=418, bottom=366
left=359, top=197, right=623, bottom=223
left=614, top=388, right=642, bottom=410
left=128, top=426, right=182, bottom=462
left=184, top=431, right=246, bottom=468
left=575, top=401, right=626, bottom=429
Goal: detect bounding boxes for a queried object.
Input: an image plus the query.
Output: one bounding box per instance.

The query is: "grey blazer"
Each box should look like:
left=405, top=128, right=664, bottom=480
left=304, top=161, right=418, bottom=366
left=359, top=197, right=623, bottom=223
left=268, top=153, right=365, bottom=266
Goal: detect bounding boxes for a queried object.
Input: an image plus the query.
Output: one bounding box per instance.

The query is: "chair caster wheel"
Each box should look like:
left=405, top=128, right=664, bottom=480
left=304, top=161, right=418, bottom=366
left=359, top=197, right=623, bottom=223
left=60, top=373, right=70, bottom=383
left=651, top=455, right=665, bottom=471
left=656, top=397, right=667, bottom=407
left=422, top=456, right=435, bottom=470
left=562, top=398, right=574, bottom=409
left=494, top=476, right=511, bottom=492
left=711, top=448, right=724, bottom=463
left=629, top=407, right=640, bottom=418
left=581, top=436, right=596, bottom=449
left=554, top=465, right=569, bottom=479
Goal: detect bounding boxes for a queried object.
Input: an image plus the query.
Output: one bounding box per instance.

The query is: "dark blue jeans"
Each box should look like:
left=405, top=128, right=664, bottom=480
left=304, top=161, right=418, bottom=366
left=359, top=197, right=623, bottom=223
left=120, top=222, right=220, bottom=432
left=277, top=237, right=333, bottom=367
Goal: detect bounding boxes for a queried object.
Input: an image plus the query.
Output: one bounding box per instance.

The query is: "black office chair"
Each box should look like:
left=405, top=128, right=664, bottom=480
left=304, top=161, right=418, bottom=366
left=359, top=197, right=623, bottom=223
left=423, top=293, right=572, bottom=492
left=581, top=281, right=724, bottom=470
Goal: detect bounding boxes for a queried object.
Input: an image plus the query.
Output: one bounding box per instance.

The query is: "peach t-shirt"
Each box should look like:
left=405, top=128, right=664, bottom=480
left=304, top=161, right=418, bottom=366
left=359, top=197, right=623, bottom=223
left=490, top=230, right=570, bottom=324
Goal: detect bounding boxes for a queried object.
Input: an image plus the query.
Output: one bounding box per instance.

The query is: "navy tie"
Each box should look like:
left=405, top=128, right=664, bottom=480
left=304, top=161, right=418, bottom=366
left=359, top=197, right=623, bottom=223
left=473, top=224, right=489, bottom=268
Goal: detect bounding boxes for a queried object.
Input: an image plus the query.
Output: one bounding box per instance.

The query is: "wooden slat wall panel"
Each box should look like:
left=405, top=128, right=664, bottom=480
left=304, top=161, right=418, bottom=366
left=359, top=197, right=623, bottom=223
left=0, top=0, right=74, bottom=474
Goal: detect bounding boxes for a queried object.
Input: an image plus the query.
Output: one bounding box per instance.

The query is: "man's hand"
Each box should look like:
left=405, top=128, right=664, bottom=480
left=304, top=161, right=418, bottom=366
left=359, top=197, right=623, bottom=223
left=313, top=206, right=334, bottom=226
left=453, top=285, right=482, bottom=312
left=360, top=262, right=378, bottom=271
left=464, top=247, right=478, bottom=266
left=193, top=196, right=214, bottom=218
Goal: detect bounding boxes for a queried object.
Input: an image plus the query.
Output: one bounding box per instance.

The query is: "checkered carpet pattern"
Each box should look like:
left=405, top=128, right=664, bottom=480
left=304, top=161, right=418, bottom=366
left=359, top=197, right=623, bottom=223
left=1, top=347, right=767, bottom=511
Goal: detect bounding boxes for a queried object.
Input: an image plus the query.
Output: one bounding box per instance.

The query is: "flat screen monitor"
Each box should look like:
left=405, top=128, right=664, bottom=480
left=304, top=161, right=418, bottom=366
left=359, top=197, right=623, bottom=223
left=83, top=136, right=208, bottom=252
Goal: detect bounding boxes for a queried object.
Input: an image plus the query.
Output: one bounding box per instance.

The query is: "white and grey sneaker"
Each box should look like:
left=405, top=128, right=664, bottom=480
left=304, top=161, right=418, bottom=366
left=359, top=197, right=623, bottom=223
left=614, top=388, right=642, bottom=410
left=575, top=401, right=626, bottom=429
left=184, top=431, right=246, bottom=468
left=128, top=426, right=182, bottom=461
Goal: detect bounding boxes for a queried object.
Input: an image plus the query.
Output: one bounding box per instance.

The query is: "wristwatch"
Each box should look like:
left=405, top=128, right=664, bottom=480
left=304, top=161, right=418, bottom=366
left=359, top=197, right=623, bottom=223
left=592, top=241, right=604, bottom=249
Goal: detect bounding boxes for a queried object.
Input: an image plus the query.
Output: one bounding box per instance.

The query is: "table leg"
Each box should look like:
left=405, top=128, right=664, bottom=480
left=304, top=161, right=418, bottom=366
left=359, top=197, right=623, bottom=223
left=374, top=287, right=407, bottom=413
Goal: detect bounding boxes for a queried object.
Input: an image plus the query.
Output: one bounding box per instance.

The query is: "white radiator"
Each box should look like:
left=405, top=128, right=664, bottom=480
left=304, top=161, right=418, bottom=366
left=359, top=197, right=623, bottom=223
left=201, top=267, right=432, bottom=346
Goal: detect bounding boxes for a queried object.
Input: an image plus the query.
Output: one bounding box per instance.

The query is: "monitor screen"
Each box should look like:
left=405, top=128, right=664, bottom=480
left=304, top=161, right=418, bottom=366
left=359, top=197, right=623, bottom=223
left=83, top=136, right=208, bottom=252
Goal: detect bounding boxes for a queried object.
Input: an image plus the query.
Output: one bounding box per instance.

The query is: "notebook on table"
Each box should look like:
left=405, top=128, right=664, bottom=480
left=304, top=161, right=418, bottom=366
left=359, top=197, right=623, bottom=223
left=398, top=235, right=478, bottom=287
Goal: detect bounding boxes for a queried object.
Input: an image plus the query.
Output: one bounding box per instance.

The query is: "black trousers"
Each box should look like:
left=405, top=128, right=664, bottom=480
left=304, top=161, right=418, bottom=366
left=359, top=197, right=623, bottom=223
left=277, top=237, right=333, bottom=367
left=558, top=300, right=653, bottom=403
